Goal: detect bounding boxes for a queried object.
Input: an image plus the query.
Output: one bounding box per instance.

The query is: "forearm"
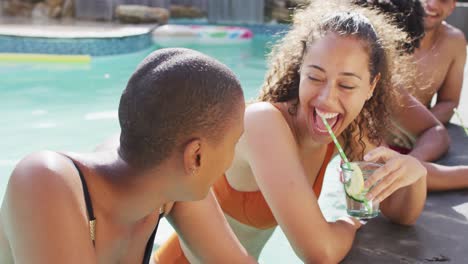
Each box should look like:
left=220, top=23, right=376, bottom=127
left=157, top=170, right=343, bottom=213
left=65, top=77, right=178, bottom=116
left=409, top=126, right=450, bottom=162
left=380, top=174, right=427, bottom=225
left=326, top=220, right=358, bottom=261
left=300, top=220, right=358, bottom=264
left=425, top=162, right=468, bottom=191
left=430, top=101, right=458, bottom=124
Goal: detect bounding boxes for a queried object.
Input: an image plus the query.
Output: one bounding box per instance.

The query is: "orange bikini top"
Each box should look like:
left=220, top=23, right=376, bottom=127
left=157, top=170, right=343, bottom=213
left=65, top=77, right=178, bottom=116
left=213, top=144, right=335, bottom=230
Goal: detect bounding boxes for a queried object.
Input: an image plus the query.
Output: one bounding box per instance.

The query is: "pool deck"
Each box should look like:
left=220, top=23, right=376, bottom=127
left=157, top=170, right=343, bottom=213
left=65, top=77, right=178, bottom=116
left=0, top=17, right=158, bottom=55
left=344, top=124, right=468, bottom=264
left=0, top=16, right=155, bottom=38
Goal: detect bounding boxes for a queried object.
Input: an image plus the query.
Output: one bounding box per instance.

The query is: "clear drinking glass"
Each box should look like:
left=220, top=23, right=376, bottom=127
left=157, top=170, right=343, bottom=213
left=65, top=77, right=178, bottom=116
left=341, top=162, right=382, bottom=219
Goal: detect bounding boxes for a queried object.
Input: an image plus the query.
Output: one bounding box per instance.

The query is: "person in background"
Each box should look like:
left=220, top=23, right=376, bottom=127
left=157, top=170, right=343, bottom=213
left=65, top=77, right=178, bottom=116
left=415, top=0, right=466, bottom=125
left=355, top=0, right=468, bottom=191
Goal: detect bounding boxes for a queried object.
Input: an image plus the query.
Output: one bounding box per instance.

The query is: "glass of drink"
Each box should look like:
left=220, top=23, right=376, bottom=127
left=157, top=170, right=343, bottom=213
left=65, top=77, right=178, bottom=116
left=340, top=161, right=382, bottom=219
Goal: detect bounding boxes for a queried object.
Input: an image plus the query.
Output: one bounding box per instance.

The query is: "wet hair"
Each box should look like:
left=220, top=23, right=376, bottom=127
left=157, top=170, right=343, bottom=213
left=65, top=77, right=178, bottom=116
left=353, top=0, right=425, bottom=54
left=118, top=48, right=244, bottom=169
left=259, top=1, right=416, bottom=160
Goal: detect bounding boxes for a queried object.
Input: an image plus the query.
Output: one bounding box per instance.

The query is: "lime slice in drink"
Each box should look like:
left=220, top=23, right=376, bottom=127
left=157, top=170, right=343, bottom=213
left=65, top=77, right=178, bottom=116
left=344, top=163, right=366, bottom=202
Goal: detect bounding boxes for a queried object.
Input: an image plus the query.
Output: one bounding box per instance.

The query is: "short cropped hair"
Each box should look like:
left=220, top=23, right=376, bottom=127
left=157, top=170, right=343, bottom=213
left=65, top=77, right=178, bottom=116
left=354, top=0, right=425, bottom=54
left=118, top=48, right=244, bottom=169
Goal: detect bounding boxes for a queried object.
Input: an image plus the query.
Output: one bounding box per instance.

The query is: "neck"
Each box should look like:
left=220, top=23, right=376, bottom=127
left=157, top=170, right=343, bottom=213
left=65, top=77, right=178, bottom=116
left=87, top=149, right=170, bottom=225
left=420, top=25, right=441, bottom=51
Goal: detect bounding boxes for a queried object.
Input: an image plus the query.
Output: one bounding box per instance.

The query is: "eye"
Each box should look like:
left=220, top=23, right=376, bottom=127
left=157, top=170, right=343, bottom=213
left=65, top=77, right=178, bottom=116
left=339, top=84, right=356, bottom=90
left=307, top=76, right=323, bottom=82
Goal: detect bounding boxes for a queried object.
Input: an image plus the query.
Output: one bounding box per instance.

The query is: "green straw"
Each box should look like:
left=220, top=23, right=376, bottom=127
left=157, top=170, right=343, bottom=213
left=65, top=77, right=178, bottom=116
left=320, top=116, right=373, bottom=213
left=319, top=115, right=351, bottom=169
left=454, top=108, right=468, bottom=136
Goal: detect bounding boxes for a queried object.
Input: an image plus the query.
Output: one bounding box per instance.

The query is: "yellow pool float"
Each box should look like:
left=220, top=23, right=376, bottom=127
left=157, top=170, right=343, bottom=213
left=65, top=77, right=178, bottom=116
left=0, top=53, right=91, bottom=63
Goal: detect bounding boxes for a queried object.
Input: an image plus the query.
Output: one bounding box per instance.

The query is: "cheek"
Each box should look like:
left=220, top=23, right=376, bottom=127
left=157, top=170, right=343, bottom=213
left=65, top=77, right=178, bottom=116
left=298, top=82, right=318, bottom=102
left=220, top=145, right=235, bottom=172
left=205, top=147, right=232, bottom=179
left=341, top=94, right=368, bottom=123
left=443, top=6, right=453, bottom=16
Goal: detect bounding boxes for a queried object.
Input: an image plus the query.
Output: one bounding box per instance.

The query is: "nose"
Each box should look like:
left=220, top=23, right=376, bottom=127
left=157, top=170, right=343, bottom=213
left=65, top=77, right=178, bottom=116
left=317, top=81, right=337, bottom=104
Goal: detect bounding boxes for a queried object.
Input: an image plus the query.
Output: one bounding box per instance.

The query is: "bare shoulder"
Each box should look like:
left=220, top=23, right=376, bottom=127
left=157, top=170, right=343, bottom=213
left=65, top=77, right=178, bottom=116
left=245, top=101, right=280, bottom=113
left=245, top=101, right=285, bottom=124
left=243, top=101, right=298, bottom=153
left=442, top=22, right=467, bottom=48
left=4, top=151, right=81, bottom=212
left=237, top=102, right=287, bottom=165
left=8, top=151, right=76, bottom=190
left=2, top=151, right=97, bottom=263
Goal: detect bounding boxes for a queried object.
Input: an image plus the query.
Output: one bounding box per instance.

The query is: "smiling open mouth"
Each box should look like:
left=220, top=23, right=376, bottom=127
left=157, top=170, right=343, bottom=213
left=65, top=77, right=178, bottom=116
left=313, top=108, right=340, bottom=134
left=425, top=9, right=438, bottom=18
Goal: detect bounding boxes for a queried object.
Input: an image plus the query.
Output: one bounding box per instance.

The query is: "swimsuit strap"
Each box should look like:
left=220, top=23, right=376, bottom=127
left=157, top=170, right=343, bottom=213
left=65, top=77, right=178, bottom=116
left=69, top=156, right=163, bottom=264
left=143, top=209, right=165, bottom=264
left=70, top=159, right=97, bottom=245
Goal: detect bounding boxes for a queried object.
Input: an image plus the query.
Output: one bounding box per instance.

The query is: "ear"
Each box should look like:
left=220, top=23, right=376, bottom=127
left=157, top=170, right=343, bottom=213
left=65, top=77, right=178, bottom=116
left=450, top=1, right=456, bottom=13
left=368, top=73, right=381, bottom=100
left=183, top=138, right=202, bottom=175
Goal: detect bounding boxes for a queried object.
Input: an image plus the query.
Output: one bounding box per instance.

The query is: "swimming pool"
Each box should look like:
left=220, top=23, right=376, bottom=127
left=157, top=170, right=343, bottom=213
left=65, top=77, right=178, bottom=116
left=0, top=34, right=347, bottom=263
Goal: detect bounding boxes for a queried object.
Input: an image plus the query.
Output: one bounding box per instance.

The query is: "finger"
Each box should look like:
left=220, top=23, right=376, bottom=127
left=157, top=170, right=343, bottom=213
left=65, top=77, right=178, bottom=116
left=364, top=146, right=398, bottom=163
left=374, top=180, right=401, bottom=203
left=366, top=167, right=401, bottom=201
left=339, top=170, right=345, bottom=183
left=364, top=157, right=400, bottom=188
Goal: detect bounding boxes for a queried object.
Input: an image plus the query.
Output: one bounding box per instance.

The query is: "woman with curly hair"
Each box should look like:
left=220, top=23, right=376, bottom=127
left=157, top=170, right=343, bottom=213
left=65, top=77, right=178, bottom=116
left=154, top=1, right=427, bottom=263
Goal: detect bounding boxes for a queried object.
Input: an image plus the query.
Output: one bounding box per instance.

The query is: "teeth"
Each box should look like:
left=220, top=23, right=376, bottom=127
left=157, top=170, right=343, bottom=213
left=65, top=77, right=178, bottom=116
left=425, top=10, right=437, bottom=16
left=316, top=126, right=328, bottom=133
left=316, top=108, right=339, bottom=119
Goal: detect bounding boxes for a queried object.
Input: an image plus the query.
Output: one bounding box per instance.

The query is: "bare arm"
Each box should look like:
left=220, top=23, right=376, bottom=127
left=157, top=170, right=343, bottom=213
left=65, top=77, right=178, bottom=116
left=244, top=103, right=360, bottom=264
left=1, top=152, right=96, bottom=264
left=167, top=190, right=256, bottom=264
left=392, top=89, right=450, bottom=161
left=431, top=34, right=467, bottom=124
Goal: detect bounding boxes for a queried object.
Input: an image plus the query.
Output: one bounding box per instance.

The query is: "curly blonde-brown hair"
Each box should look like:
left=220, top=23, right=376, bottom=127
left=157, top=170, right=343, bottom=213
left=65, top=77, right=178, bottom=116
left=259, top=0, right=417, bottom=160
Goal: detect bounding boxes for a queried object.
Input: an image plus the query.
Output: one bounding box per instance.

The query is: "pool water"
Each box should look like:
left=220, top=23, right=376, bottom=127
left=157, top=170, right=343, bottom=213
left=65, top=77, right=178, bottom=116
left=0, top=35, right=347, bottom=263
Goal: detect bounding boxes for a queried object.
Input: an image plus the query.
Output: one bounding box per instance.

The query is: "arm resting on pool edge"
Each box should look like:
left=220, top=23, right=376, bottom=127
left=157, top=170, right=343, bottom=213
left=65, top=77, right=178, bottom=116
left=166, top=190, right=257, bottom=264
left=391, top=88, right=450, bottom=162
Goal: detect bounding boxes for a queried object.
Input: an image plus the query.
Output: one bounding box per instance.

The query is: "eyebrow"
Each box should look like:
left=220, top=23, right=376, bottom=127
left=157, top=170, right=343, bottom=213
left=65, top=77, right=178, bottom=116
left=307, top=64, right=362, bottom=80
